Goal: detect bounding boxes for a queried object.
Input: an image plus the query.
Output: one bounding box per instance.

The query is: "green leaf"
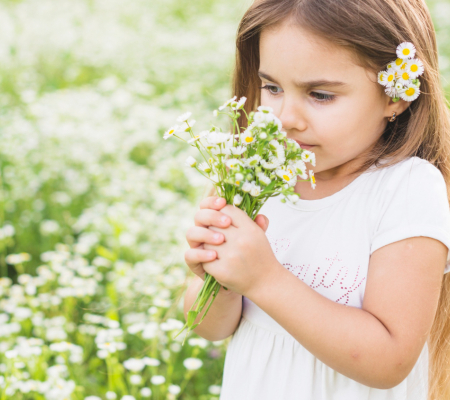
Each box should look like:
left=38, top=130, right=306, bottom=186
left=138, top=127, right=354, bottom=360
left=187, top=311, right=198, bottom=326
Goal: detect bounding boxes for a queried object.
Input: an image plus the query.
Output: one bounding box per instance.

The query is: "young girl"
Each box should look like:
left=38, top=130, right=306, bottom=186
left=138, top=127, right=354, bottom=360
left=183, top=0, right=450, bottom=399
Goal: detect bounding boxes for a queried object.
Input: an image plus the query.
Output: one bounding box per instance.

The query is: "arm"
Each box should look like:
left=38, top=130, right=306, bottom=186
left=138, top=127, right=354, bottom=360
left=246, top=236, right=446, bottom=390
left=183, top=274, right=242, bottom=342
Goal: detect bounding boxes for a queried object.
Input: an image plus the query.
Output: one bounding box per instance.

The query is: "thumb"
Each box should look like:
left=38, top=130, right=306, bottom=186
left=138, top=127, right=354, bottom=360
left=255, top=214, right=270, bottom=232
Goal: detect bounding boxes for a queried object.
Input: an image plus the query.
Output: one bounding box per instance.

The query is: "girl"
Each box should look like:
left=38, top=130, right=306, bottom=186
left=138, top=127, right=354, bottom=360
left=183, top=0, right=450, bottom=399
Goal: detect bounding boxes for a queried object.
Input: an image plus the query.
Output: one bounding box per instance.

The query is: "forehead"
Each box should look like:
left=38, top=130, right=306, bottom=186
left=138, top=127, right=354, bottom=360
left=259, top=21, right=369, bottom=84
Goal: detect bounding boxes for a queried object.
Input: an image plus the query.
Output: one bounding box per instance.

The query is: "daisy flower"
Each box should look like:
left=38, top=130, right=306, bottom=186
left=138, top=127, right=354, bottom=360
left=185, top=156, right=196, bottom=167
left=287, top=194, right=300, bottom=204
left=207, top=131, right=232, bottom=145
left=231, top=96, right=247, bottom=110
left=198, top=162, right=212, bottom=173
left=257, top=105, right=273, bottom=113
left=188, top=131, right=208, bottom=143
left=309, top=170, right=316, bottom=189
left=245, top=154, right=262, bottom=167
left=233, top=194, right=243, bottom=206
left=261, top=157, right=282, bottom=170
left=257, top=172, right=271, bottom=186
left=276, top=167, right=295, bottom=186
left=179, top=119, right=196, bottom=132
left=377, top=71, right=388, bottom=86
left=250, top=184, right=262, bottom=197
left=397, top=70, right=412, bottom=85
left=301, top=149, right=315, bottom=164
left=176, top=112, right=192, bottom=123
left=400, top=83, right=420, bottom=102
left=218, top=96, right=237, bottom=111
left=163, top=125, right=180, bottom=140
left=397, top=42, right=416, bottom=59
left=235, top=173, right=244, bottom=185
left=225, top=158, right=242, bottom=169
left=406, top=58, right=424, bottom=79
left=384, top=69, right=397, bottom=87
left=229, top=145, right=246, bottom=156
left=395, top=82, right=405, bottom=93
left=286, top=138, right=301, bottom=150
left=386, top=61, right=396, bottom=70
left=241, top=130, right=255, bottom=145
left=393, top=58, right=404, bottom=69
left=242, top=182, right=253, bottom=193
left=385, top=86, right=398, bottom=98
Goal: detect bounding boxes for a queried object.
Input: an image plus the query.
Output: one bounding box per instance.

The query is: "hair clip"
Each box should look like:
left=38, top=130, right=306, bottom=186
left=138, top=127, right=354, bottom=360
left=377, top=42, right=424, bottom=102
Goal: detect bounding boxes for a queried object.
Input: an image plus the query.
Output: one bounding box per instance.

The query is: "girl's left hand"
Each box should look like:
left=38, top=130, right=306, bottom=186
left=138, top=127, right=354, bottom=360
left=202, top=205, right=282, bottom=297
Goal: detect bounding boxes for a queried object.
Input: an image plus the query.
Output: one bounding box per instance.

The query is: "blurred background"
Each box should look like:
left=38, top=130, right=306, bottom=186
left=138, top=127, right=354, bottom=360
left=0, top=0, right=448, bottom=399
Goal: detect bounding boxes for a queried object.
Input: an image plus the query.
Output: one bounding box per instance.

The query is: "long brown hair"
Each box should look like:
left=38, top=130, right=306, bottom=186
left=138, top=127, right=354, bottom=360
left=206, top=0, right=450, bottom=398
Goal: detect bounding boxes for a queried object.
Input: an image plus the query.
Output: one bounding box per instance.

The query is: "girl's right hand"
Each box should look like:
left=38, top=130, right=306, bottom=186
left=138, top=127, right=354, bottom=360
left=184, top=196, right=269, bottom=281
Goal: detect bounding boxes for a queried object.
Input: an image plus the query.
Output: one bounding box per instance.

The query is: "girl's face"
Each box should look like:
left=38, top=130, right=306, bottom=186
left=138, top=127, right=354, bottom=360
left=259, top=21, right=408, bottom=183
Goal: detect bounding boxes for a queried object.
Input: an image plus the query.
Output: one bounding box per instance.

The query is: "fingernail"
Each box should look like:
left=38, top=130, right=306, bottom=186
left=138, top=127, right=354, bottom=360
left=221, top=216, right=229, bottom=223
left=215, top=198, right=222, bottom=205
left=207, top=251, right=215, bottom=258
left=213, top=233, right=222, bottom=240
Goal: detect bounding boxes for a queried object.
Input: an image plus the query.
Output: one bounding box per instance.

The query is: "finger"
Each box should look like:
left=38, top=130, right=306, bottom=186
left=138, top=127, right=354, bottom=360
left=186, top=226, right=226, bottom=249
left=185, top=247, right=217, bottom=266
left=255, top=214, right=269, bottom=232
left=218, top=204, right=252, bottom=228
left=194, top=208, right=232, bottom=228
left=199, top=196, right=227, bottom=210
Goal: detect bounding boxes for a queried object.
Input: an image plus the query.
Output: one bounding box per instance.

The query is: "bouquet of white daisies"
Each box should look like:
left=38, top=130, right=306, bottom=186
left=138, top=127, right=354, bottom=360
left=166, top=96, right=316, bottom=344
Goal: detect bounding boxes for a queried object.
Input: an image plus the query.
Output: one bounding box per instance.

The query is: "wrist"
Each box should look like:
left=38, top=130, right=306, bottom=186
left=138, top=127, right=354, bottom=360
left=245, top=260, right=285, bottom=301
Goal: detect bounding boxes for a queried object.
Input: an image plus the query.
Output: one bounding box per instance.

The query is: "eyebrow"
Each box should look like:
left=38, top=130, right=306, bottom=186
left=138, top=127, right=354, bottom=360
left=258, top=71, right=349, bottom=89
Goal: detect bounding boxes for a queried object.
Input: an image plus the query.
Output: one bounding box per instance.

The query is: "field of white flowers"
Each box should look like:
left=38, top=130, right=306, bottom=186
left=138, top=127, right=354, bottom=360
left=0, top=0, right=449, bottom=399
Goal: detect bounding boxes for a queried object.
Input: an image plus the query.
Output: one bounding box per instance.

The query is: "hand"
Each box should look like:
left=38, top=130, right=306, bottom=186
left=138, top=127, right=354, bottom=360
left=202, top=204, right=280, bottom=297
left=184, top=196, right=269, bottom=282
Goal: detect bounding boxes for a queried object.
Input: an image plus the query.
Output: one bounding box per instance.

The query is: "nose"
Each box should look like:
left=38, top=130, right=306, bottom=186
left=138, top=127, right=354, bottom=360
left=277, top=95, right=307, bottom=133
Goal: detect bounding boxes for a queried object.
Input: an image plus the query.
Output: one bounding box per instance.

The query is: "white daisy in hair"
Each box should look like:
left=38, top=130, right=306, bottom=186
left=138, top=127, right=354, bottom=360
left=386, top=61, right=396, bottom=70
left=393, top=58, right=405, bottom=70
left=400, top=82, right=420, bottom=102
left=385, top=86, right=398, bottom=98
left=377, top=71, right=388, bottom=86
left=225, top=158, right=243, bottom=169
left=384, top=69, right=397, bottom=87
left=397, top=70, right=412, bottom=85
left=395, top=82, right=405, bottom=93
left=397, top=42, right=416, bottom=59
left=406, top=58, right=424, bottom=79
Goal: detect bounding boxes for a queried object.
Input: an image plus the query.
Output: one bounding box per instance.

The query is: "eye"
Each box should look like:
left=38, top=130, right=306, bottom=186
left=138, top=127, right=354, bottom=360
left=259, top=84, right=283, bottom=96
left=310, top=92, right=335, bottom=103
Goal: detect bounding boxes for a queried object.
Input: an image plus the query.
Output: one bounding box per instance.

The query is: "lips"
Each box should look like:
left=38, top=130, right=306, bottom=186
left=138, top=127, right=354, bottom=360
left=294, top=140, right=316, bottom=150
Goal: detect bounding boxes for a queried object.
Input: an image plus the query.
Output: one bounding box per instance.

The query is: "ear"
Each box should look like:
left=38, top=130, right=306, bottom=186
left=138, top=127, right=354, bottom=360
left=384, top=97, right=411, bottom=120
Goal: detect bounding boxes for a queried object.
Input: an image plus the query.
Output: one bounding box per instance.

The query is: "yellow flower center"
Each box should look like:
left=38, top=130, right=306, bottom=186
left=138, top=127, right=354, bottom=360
left=379, top=73, right=384, bottom=80
left=388, top=75, right=394, bottom=82
left=311, top=176, right=316, bottom=184
left=283, top=175, right=290, bottom=181
left=236, top=181, right=240, bottom=185
left=245, top=136, right=253, bottom=143
left=402, top=48, right=410, bottom=56
left=169, top=129, right=175, bottom=134
left=402, top=72, right=409, bottom=80
left=411, top=64, right=418, bottom=72
left=395, top=58, right=403, bottom=66
left=405, top=88, right=416, bottom=96
left=400, top=62, right=407, bottom=70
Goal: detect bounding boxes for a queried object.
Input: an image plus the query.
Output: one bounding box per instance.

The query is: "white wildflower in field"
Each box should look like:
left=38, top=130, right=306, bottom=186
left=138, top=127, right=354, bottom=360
left=183, top=357, right=203, bottom=370
left=150, top=375, right=166, bottom=385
